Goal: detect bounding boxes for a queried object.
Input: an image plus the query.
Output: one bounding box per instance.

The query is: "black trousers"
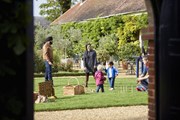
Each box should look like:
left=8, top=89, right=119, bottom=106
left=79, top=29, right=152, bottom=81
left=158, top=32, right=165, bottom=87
left=85, top=72, right=95, bottom=87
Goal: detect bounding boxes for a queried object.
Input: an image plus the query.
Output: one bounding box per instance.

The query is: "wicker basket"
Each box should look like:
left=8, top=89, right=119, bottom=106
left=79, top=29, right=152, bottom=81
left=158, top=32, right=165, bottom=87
left=63, top=77, right=85, bottom=96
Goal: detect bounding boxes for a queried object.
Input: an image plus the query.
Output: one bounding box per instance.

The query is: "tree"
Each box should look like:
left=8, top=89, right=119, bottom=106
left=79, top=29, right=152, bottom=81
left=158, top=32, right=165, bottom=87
left=116, top=14, right=148, bottom=60
left=117, top=41, right=141, bottom=61
left=96, top=34, right=118, bottom=63
left=58, top=0, right=71, bottom=14
left=39, top=0, right=71, bottom=22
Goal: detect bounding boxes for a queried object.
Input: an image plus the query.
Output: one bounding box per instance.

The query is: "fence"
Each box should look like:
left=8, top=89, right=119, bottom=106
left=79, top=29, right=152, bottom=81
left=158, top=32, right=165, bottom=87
left=117, top=85, right=137, bottom=92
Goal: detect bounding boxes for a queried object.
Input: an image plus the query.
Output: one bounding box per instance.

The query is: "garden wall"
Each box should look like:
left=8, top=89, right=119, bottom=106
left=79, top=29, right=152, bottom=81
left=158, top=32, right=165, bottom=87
left=142, top=0, right=155, bottom=119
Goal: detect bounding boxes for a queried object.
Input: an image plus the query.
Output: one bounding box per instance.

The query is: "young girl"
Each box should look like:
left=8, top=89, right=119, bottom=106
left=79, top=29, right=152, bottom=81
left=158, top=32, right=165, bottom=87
left=95, top=64, right=106, bottom=93
left=105, top=61, right=118, bottom=90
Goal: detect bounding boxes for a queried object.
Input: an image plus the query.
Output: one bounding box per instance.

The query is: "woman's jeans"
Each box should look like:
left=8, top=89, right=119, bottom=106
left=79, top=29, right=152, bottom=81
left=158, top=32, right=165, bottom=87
left=96, top=84, right=104, bottom=92
left=45, top=61, right=52, bottom=81
left=108, top=77, right=115, bottom=88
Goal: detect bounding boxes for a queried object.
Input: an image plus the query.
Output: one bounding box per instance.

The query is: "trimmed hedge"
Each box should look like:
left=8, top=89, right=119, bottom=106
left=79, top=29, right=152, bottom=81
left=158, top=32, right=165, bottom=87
left=34, top=72, right=85, bottom=77
left=34, top=71, right=107, bottom=77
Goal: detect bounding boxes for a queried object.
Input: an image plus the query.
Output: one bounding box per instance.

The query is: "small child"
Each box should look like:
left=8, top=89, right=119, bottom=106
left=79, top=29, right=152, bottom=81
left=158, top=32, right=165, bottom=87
left=95, top=64, right=106, bottom=93
left=105, top=61, right=118, bottom=90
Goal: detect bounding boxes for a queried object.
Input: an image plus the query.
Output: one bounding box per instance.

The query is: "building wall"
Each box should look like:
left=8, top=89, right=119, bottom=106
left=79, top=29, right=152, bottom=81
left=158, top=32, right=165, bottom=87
left=142, top=0, right=155, bottom=120
left=142, top=26, right=156, bottom=120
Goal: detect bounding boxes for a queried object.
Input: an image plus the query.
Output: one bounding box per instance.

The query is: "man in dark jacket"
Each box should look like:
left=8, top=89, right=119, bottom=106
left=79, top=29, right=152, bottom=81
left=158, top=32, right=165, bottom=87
left=83, top=43, right=97, bottom=87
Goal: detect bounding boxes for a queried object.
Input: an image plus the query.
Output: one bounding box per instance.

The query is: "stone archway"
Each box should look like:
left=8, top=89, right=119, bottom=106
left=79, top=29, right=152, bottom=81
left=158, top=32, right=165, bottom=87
left=3, top=0, right=178, bottom=120
left=0, top=1, right=34, bottom=120
left=30, top=1, right=180, bottom=120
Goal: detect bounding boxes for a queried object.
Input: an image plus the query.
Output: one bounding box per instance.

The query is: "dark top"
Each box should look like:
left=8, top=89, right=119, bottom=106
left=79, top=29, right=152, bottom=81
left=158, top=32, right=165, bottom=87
left=83, top=49, right=97, bottom=73
left=142, top=65, right=148, bottom=77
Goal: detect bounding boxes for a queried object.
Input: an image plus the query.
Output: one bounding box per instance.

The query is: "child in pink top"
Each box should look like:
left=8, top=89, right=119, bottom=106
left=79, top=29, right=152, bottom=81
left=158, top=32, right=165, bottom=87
left=95, top=64, right=106, bottom=93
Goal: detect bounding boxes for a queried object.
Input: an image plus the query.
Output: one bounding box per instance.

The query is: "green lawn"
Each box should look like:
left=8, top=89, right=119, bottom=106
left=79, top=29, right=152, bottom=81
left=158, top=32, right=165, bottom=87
left=34, top=76, right=148, bottom=111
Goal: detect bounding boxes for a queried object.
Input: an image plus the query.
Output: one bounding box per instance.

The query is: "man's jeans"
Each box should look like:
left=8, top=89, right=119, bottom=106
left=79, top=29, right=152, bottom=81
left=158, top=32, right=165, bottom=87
left=45, top=61, right=52, bottom=81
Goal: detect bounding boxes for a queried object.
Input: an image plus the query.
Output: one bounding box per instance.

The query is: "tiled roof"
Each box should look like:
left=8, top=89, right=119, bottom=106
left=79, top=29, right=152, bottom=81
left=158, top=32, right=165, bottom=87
left=51, top=0, right=146, bottom=25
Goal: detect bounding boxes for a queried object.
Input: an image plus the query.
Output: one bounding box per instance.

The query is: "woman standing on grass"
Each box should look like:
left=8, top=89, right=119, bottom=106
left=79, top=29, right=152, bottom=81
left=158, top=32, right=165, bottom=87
left=83, top=43, right=97, bottom=87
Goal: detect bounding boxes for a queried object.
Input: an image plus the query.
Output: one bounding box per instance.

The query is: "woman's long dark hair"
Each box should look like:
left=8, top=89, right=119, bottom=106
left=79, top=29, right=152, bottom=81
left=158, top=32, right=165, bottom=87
left=85, top=43, right=91, bottom=51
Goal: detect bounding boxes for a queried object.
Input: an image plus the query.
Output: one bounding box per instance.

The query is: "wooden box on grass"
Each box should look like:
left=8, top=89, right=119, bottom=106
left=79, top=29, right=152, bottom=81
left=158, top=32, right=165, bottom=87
left=63, top=77, right=85, bottom=96
left=38, top=81, right=55, bottom=97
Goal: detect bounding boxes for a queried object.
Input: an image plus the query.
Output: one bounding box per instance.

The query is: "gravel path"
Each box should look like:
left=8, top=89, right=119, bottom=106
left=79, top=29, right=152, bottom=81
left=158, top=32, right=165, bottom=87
left=34, top=105, right=148, bottom=120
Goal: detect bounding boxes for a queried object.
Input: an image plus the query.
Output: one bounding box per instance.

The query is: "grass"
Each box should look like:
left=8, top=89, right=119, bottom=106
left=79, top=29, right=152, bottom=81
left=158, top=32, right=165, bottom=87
left=34, top=76, right=148, bottom=111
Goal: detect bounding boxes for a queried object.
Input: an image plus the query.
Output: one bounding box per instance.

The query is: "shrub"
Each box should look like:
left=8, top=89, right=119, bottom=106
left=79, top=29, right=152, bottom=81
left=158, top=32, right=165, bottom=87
left=118, top=41, right=141, bottom=61
left=58, top=59, right=73, bottom=72
left=34, top=50, right=45, bottom=73
left=34, top=71, right=85, bottom=77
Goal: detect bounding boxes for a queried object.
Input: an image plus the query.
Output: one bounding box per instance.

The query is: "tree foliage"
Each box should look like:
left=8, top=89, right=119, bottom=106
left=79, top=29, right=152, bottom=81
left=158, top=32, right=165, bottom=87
left=117, top=15, right=148, bottom=47
left=39, top=0, right=61, bottom=22
left=96, top=34, right=118, bottom=63
left=34, top=13, right=148, bottom=72
left=116, top=14, right=148, bottom=60
left=39, top=0, right=71, bottom=22
left=118, top=41, right=141, bottom=60
left=58, top=0, right=71, bottom=13
left=57, top=14, right=147, bottom=59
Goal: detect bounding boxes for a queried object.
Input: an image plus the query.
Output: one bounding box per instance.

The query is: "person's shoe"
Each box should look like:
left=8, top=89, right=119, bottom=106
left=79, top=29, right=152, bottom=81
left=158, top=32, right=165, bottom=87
left=84, top=83, right=88, bottom=87
left=136, top=88, right=140, bottom=91
left=109, top=88, right=114, bottom=90
left=83, top=84, right=88, bottom=88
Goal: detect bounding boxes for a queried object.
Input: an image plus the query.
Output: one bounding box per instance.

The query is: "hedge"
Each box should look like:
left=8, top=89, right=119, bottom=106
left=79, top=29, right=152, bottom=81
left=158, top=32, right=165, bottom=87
left=34, top=71, right=107, bottom=77
left=34, top=72, right=85, bottom=77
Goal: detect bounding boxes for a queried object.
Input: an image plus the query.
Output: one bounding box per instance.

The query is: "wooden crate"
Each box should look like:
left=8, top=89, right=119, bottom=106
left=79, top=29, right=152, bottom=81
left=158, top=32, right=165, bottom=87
left=63, top=77, right=85, bottom=96
left=38, top=81, right=55, bottom=97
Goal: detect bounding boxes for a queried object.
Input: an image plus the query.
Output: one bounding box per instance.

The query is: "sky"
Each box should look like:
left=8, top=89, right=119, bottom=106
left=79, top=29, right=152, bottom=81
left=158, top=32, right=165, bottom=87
left=33, top=0, right=47, bottom=16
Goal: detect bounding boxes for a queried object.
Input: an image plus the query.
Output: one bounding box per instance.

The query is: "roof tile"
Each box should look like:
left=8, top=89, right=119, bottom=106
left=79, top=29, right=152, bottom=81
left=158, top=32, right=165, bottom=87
left=51, top=0, right=146, bottom=25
